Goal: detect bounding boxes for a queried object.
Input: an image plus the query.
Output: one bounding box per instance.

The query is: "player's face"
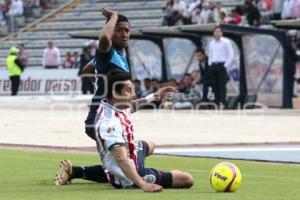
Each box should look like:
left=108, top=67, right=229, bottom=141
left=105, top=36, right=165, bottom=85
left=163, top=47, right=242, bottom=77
left=112, top=22, right=130, bottom=50
left=114, top=80, right=135, bottom=107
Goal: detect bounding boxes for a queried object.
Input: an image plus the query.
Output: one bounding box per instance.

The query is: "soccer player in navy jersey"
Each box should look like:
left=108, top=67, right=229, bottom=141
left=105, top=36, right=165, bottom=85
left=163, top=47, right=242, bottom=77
left=85, top=8, right=132, bottom=141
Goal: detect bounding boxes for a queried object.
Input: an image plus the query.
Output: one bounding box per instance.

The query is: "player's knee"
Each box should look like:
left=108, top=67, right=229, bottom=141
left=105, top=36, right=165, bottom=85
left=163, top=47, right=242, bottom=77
left=183, top=172, right=194, bottom=188
left=146, top=141, right=155, bottom=156
left=171, top=170, right=194, bottom=188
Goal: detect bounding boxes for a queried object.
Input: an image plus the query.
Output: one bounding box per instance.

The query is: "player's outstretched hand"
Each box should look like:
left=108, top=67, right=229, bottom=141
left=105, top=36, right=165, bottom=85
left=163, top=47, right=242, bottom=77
left=141, top=183, right=163, bottom=192
left=154, top=86, right=177, bottom=101
left=98, top=7, right=117, bottom=19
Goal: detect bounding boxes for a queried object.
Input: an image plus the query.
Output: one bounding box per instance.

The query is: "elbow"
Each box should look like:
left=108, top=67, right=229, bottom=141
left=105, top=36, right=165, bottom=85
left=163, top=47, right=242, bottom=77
left=99, top=33, right=110, bottom=42
left=99, top=34, right=111, bottom=49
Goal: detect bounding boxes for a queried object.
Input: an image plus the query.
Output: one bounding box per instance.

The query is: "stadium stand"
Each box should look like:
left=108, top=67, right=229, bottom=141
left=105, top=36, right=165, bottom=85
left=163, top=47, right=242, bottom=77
left=0, top=0, right=295, bottom=68
left=0, top=0, right=165, bottom=68
left=0, top=0, right=246, bottom=68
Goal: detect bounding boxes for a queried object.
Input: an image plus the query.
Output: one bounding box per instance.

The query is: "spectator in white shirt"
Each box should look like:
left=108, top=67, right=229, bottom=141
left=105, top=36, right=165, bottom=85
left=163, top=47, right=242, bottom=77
left=187, top=0, right=201, bottom=13
left=42, top=40, right=61, bottom=69
left=198, top=3, right=212, bottom=24
left=281, top=0, right=292, bottom=19
left=213, top=2, right=223, bottom=24
left=208, top=26, right=234, bottom=108
left=7, top=0, right=23, bottom=16
left=291, top=0, right=300, bottom=18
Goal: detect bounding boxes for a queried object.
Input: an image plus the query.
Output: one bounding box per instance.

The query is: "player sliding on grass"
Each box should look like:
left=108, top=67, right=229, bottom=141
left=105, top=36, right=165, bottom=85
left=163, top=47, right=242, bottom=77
left=55, top=8, right=193, bottom=192
left=55, top=69, right=194, bottom=192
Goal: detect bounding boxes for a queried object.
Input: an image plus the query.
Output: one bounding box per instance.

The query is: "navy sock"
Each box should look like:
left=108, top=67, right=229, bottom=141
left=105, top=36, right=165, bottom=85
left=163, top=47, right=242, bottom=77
left=71, top=166, right=84, bottom=179
left=72, top=165, right=108, bottom=183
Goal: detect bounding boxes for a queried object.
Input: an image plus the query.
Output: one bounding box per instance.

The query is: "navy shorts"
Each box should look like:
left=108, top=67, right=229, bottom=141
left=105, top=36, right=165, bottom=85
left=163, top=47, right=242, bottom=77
left=84, top=104, right=98, bottom=141
left=135, top=140, right=173, bottom=188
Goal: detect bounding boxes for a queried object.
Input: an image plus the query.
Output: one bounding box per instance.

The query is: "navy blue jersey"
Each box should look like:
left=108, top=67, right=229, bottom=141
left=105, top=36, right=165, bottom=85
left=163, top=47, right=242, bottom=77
left=91, top=47, right=130, bottom=104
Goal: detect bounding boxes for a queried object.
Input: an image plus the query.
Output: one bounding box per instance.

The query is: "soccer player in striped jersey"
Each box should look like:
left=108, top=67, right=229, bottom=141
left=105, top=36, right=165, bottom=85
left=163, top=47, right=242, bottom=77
left=54, top=70, right=193, bottom=192
left=84, top=8, right=132, bottom=141
left=55, top=69, right=194, bottom=192
left=55, top=8, right=193, bottom=191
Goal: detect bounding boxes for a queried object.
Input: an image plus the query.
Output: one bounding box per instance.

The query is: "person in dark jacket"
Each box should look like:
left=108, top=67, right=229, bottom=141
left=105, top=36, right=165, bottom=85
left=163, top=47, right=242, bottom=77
left=195, top=48, right=211, bottom=102
left=245, top=0, right=261, bottom=26
left=78, top=46, right=94, bottom=94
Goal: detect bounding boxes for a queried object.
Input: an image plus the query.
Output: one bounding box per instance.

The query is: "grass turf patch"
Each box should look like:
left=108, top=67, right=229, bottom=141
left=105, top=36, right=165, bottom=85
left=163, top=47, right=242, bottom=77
left=0, top=148, right=300, bottom=200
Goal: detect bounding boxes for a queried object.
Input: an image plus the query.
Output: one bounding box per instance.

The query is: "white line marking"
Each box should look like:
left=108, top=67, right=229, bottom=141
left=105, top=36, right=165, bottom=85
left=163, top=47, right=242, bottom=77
left=154, top=147, right=300, bottom=153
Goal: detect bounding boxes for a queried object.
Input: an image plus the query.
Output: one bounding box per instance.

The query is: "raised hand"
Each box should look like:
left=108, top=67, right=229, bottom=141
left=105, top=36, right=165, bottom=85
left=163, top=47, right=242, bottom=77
left=97, top=7, right=118, bottom=19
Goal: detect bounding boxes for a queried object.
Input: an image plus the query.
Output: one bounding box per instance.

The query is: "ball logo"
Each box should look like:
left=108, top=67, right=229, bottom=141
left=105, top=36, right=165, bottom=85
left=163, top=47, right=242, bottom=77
left=214, top=172, right=228, bottom=181
left=210, top=162, right=242, bottom=192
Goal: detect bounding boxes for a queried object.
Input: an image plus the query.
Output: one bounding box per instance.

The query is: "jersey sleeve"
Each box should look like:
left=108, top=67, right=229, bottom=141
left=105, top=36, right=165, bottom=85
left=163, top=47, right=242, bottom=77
left=94, top=48, right=114, bottom=73
left=99, top=120, right=125, bottom=151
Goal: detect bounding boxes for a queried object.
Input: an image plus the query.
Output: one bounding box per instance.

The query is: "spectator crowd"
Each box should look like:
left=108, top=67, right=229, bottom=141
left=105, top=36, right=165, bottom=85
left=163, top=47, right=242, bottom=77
left=162, top=0, right=300, bottom=27
left=0, top=0, right=53, bottom=33
left=2, top=0, right=300, bottom=101
left=132, top=71, right=204, bottom=110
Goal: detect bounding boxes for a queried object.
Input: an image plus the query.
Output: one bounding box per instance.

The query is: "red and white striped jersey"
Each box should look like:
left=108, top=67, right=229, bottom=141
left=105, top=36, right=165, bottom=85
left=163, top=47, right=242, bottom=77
left=94, top=99, right=137, bottom=188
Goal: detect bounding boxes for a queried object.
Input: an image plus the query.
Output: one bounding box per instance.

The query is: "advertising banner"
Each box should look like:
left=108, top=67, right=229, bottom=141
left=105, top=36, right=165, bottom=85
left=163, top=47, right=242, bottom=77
left=0, top=68, right=81, bottom=95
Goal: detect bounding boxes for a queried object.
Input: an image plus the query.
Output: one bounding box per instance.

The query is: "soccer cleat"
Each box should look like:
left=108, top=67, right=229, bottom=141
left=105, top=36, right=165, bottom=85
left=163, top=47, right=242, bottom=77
left=54, top=160, right=73, bottom=186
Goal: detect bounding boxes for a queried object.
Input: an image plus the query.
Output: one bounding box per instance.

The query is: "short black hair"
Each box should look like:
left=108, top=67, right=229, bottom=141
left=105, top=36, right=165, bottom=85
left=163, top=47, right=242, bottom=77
left=151, top=78, right=159, bottom=82
left=133, top=79, right=141, bottom=84
left=117, top=14, right=129, bottom=23
left=144, top=78, right=151, bottom=82
left=195, top=48, right=205, bottom=55
left=184, top=73, right=192, bottom=77
left=107, top=69, right=131, bottom=99
left=213, top=25, right=223, bottom=33
left=106, top=14, right=130, bottom=24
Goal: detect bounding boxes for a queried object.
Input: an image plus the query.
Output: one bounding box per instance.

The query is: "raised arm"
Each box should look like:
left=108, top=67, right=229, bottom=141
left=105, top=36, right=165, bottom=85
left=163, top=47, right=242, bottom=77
left=97, top=8, right=118, bottom=52
left=111, top=146, right=162, bottom=192
left=131, top=86, right=177, bottom=112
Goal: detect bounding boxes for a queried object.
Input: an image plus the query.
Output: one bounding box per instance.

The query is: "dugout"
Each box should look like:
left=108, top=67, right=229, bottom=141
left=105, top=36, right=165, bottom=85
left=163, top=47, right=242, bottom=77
left=271, top=19, right=300, bottom=30
left=70, top=24, right=294, bottom=108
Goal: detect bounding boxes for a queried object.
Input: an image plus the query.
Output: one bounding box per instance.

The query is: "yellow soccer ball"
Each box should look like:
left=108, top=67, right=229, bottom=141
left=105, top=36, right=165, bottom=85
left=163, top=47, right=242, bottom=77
left=210, top=162, right=242, bottom=192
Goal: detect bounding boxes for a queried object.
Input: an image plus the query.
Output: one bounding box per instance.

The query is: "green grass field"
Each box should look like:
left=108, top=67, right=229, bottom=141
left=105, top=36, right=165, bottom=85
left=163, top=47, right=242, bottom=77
left=1, top=149, right=300, bottom=200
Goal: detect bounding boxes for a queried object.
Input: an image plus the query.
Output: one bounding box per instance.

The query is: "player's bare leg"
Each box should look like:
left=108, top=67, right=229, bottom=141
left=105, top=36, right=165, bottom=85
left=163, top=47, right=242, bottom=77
left=145, top=141, right=155, bottom=156
left=170, top=170, right=194, bottom=188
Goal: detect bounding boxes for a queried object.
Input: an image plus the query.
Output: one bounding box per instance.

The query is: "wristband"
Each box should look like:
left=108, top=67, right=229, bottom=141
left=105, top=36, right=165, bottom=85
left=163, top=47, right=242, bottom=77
left=145, top=93, right=155, bottom=103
